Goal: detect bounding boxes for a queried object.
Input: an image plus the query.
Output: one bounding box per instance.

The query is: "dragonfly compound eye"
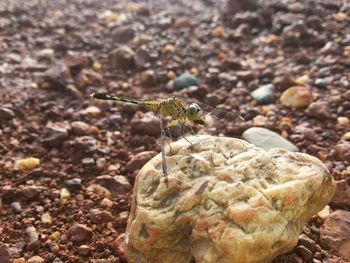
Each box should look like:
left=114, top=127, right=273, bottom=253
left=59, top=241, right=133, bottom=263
left=187, top=103, right=203, bottom=121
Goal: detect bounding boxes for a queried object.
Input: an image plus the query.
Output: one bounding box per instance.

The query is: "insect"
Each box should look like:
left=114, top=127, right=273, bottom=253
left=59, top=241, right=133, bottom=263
left=91, top=93, right=207, bottom=185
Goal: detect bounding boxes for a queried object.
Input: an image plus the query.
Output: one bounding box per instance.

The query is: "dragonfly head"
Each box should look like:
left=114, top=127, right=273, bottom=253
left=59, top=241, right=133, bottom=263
left=186, top=103, right=204, bottom=123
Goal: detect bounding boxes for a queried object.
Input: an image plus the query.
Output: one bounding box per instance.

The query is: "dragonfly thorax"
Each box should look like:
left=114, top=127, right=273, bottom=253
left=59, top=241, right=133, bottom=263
left=186, top=103, right=204, bottom=121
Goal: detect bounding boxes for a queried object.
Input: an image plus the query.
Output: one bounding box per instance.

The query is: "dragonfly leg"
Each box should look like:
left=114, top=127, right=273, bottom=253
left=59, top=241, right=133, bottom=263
left=180, top=122, right=195, bottom=150
left=159, top=117, right=169, bottom=186
left=164, top=127, right=175, bottom=155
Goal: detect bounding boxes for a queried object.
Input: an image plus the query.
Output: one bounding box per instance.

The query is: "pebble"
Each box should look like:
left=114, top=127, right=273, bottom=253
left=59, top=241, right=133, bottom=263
left=27, top=256, right=45, bottom=263
left=131, top=111, right=159, bottom=136
left=109, top=46, right=136, bottom=70
left=60, top=188, right=71, bottom=203
left=337, top=117, right=349, bottom=126
left=252, top=115, right=268, bottom=126
left=111, top=26, right=135, bottom=43
left=81, top=157, right=95, bottom=166
left=335, top=141, right=350, bottom=161
left=298, top=234, right=316, bottom=252
left=41, top=212, right=53, bottom=225
left=0, top=106, right=15, bottom=120
left=37, top=49, right=55, bottom=60
left=71, top=121, right=91, bottom=135
left=280, top=86, right=313, bottom=108
left=78, top=245, right=91, bottom=256
left=126, top=151, right=157, bottom=172
left=13, top=258, right=25, bottom=263
left=306, top=101, right=331, bottom=119
left=10, top=202, right=22, bottom=213
left=42, top=122, right=69, bottom=147
left=89, top=209, right=113, bottom=224
left=21, top=185, right=45, bottom=200
left=295, top=245, right=314, bottom=262
left=295, top=75, right=310, bottom=86
left=81, top=106, right=101, bottom=117
left=96, top=175, right=132, bottom=196
left=26, top=226, right=40, bottom=251
left=73, top=136, right=98, bottom=152
left=242, top=127, right=299, bottom=152
left=330, top=180, right=350, bottom=207
left=65, top=178, right=82, bottom=191
left=250, top=84, right=275, bottom=104
left=14, top=157, right=40, bottom=171
left=0, top=244, right=11, bottom=263
left=140, top=69, right=157, bottom=86
left=174, top=73, right=198, bottom=90
left=317, top=205, right=330, bottom=221
left=320, top=210, right=350, bottom=261
left=68, top=224, right=93, bottom=243
left=314, top=78, right=328, bottom=89
left=87, top=184, right=111, bottom=197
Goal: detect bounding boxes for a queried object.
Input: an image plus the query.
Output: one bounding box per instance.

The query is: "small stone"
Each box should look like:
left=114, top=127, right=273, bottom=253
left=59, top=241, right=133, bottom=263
left=60, top=188, right=71, bottom=203
left=78, top=245, right=90, bottom=256
left=82, top=106, right=101, bottom=117
left=14, top=157, right=40, bottom=171
left=89, top=209, right=113, bottom=224
left=111, top=26, right=135, bottom=43
left=250, top=84, right=275, bottom=104
left=37, top=49, right=55, bottom=60
left=0, top=245, right=11, bottom=263
left=10, top=202, right=22, bottom=213
left=298, top=234, right=316, bottom=252
left=314, top=78, right=328, bottom=89
left=81, top=157, right=95, bottom=166
left=335, top=12, right=347, bottom=22
left=42, top=122, right=69, bottom=147
left=174, top=73, right=198, bottom=90
left=317, top=205, right=330, bottom=221
left=280, top=86, right=313, bottom=108
left=0, top=107, right=15, bottom=120
left=87, top=184, right=111, bottom=197
left=335, top=141, right=350, bottom=161
left=26, top=226, right=40, bottom=251
left=295, top=75, right=310, bottom=86
left=21, top=186, right=45, bottom=200
left=27, top=256, right=44, bottom=263
left=13, top=258, right=26, bottom=263
left=41, top=213, right=53, bottom=225
left=140, top=69, right=157, bottom=86
left=96, top=175, right=132, bottom=197
left=337, top=117, right=349, bottom=126
left=295, top=245, right=314, bottom=262
left=131, top=112, right=159, bottom=136
left=101, top=198, right=114, bottom=208
left=330, top=180, right=350, bottom=207
left=68, top=224, right=93, bottom=243
left=306, top=101, right=331, bottom=119
left=252, top=115, right=268, bottom=126
left=71, top=121, right=91, bottom=135
left=320, top=210, right=350, bottom=260
left=73, top=136, right=98, bottom=153
left=65, top=178, right=82, bottom=191
left=126, top=151, right=157, bottom=172
left=242, top=127, right=299, bottom=151
left=109, top=46, right=136, bottom=70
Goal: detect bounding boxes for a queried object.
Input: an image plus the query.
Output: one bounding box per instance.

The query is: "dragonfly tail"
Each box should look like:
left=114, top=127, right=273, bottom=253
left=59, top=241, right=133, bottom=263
left=91, top=93, right=143, bottom=106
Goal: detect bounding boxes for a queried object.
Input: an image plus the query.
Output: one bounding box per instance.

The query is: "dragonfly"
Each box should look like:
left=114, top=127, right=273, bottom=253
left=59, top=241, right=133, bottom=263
left=91, top=93, right=242, bottom=185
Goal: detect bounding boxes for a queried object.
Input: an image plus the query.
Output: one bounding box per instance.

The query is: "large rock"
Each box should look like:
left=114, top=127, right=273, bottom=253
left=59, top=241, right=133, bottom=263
left=125, top=135, right=335, bottom=263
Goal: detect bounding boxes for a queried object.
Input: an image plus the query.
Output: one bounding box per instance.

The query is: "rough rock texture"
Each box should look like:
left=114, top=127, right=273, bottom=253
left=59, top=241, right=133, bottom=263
left=125, top=135, right=335, bottom=263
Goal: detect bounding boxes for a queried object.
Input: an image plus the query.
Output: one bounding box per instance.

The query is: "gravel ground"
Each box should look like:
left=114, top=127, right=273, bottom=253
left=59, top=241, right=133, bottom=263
left=0, top=0, right=349, bottom=262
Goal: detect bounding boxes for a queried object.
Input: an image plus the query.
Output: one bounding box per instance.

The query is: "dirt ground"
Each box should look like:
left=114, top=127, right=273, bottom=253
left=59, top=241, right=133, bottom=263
left=0, top=0, right=349, bottom=262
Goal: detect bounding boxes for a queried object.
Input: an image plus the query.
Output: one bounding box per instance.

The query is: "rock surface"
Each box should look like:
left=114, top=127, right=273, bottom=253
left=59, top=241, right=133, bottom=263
left=125, top=135, right=335, bottom=263
left=320, top=210, right=350, bottom=261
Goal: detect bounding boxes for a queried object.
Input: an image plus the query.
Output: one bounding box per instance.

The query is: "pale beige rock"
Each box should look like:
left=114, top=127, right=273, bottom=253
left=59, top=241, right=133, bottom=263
left=125, top=135, right=335, bottom=263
